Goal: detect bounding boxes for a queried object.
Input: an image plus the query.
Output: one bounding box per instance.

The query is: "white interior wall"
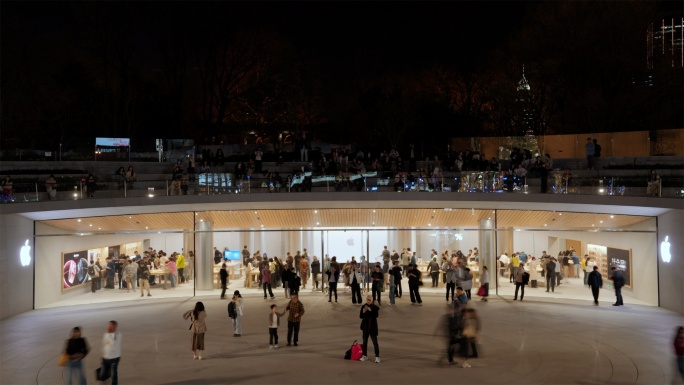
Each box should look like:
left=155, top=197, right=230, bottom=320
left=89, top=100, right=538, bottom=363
left=34, top=222, right=184, bottom=308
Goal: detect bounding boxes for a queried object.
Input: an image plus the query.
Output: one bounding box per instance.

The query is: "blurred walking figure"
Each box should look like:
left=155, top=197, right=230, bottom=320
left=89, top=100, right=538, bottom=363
left=100, top=321, right=121, bottom=384
left=675, top=327, right=684, bottom=382
left=587, top=266, right=603, bottom=305
left=64, top=327, right=89, bottom=385
left=460, top=308, right=480, bottom=368
left=183, top=302, right=207, bottom=360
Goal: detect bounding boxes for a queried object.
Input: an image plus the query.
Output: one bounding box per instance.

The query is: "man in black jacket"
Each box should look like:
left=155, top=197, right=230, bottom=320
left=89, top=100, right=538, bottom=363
left=610, top=267, right=625, bottom=306
left=326, top=266, right=340, bottom=302
left=587, top=266, right=603, bottom=305
left=407, top=264, right=423, bottom=305
left=545, top=258, right=556, bottom=293
left=359, top=295, right=380, bottom=363
left=289, top=267, right=301, bottom=296
left=391, top=261, right=403, bottom=298
left=282, top=266, right=291, bottom=299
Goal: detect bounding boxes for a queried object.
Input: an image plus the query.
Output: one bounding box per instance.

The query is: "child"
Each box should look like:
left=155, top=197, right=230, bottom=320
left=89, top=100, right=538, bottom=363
left=268, top=304, right=286, bottom=349
left=388, top=269, right=396, bottom=306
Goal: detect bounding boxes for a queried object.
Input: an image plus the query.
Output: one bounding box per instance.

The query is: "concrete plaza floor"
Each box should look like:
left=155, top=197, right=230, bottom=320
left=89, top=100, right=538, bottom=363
left=2, top=291, right=683, bottom=385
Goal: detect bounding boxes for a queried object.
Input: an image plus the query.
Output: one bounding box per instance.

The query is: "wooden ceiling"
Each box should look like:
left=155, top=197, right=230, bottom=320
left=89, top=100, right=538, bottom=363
left=40, top=209, right=651, bottom=232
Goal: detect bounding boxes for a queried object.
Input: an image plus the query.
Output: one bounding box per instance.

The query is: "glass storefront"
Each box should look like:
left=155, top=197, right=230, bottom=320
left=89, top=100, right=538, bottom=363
left=33, top=209, right=658, bottom=308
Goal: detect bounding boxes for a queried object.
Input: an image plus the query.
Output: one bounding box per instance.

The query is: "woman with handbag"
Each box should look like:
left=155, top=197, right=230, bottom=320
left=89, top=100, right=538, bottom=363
left=62, top=326, right=89, bottom=385
left=182, top=302, right=207, bottom=360
left=479, top=266, right=489, bottom=302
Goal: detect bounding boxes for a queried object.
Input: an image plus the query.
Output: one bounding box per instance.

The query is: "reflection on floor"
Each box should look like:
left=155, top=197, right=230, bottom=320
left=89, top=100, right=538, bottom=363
left=42, top=273, right=654, bottom=308
left=495, top=275, right=652, bottom=306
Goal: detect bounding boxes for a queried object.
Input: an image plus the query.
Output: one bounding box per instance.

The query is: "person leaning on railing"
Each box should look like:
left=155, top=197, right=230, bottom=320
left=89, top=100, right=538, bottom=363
left=2, top=176, right=13, bottom=197
left=45, top=174, right=57, bottom=200
left=647, top=169, right=660, bottom=197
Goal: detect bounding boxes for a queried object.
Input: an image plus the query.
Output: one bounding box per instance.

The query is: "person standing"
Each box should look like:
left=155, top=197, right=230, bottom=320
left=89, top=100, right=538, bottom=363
left=587, top=266, right=603, bottom=305
left=509, top=254, right=518, bottom=283
left=288, top=267, right=301, bottom=296
left=401, top=249, right=411, bottom=276
left=123, top=260, right=137, bottom=293
left=429, top=257, right=440, bottom=287
left=64, top=327, right=89, bottom=385
left=230, top=291, right=243, bottom=336
left=528, top=257, right=539, bottom=288
left=241, top=245, right=250, bottom=266
left=262, top=265, right=274, bottom=300
left=286, top=294, right=305, bottom=346
left=461, top=268, right=473, bottom=300
left=294, top=251, right=302, bottom=276
left=254, top=147, right=263, bottom=174
left=105, top=257, right=115, bottom=289
left=100, top=321, right=121, bottom=384
left=349, top=262, right=363, bottom=305
left=300, top=256, right=309, bottom=290
left=407, top=264, right=423, bottom=306
left=371, top=265, right=384, bottom=306
left=381, top=246, right=390, bottom=266
left=571, top=253, right=581, bottom=279
left=610, top=267, right=625, bottom=306
left=311, top=256, right=320, bottom=290
left=326, top=265, right=340, bottom=302
left=443, top=259, right=458, bottom=304
left=584, top=257, right=596, bottom=286
left=555, top=256, right=562, bottom=286
left=220, top=263, right=229, bottom=299
left=268, top=304, right=286, bottom=349
left=213, top=247, right=222, bottom=265
left=513, top=264, right=525, bottom=301
left=88, top=262, right=101, bottom=294
left=454, top=286, right=468, bottom=311
left=479, top=266, right=489, bottom=302
left=391, top=260, right=403, bottom=298
left=183, top=302, right=207, bottom=360
left=593, top=139, right=601, bottom=158
left=176, top=252, right=185, bottom=284
left=585, top=137, right=595, bottom=170
left=411, top=252, right=418, bottom=267
left=359, top=295, right=381, bottom=363
left=136, top=260, right=151, bottom=297
left=388, top=268, right=396, bottom=306
left=545, top=258, right=556, bottom=292
left=282, top=264, right=291, bottom=298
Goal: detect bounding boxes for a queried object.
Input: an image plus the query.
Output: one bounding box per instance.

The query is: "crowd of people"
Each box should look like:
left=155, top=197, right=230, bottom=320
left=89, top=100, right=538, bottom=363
left=86, top=247, right=190, bottom=297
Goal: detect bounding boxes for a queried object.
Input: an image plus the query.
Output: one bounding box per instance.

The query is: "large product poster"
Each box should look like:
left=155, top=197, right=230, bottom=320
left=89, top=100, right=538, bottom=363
left=607, top=247, right=632, bottom=288
left=63, top=250, right=89, bottom=290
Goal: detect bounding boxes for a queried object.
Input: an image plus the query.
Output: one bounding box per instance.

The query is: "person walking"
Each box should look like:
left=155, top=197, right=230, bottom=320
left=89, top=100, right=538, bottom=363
left=545, top=258, right=556, bottom=293
left=326, top=265, right=340, bottom=302
left=64, top=327, right=89, bottom=385
left=401, top=249, right=411, bottom=276
left=584, top=257, right=596, bottom=286
left=262, top=264, right=274, bottom=299
left=281, top=264, right=291, bottom=298
left=454, top=286, right=468, bottom=311
left=183, top=302, right=207, bottom=360
left=359, top=295, right=381, bottom=363
left=460, top=308, right=481, bottom=368
left=407, top=264, right=423, bottom=305
left=391, top=260, right=403, bottom=298
left=610, top=267, right=625, bottom=306
left=100, top=321, right=122, bottom=384
left=268, top=304, right=286, bottom=349
left=674, top=327, right=684, bottom=382
left=229, top=291, right=243, bottom=336
left=388, top=268, right=396, bottom=306
left=554, top=256, right=562, bottom=286
left=88, top=262, right=100, bottom=294
left=122, top=260, right=137, bottom=293
left=220, top=263, right=229, bottom=299
left=136, top=260, right=151, bottom=297
left=349, top=262, right=363, bottom=304
left=509, top=253, right=518, bottom=283
left=587, top=266, right=603, bottom=305
left=311, top=256, right=320, bottom=289
left=176, top=252, right=185, bottom=284
left=285, top=294, right=305, bottom=346
left=513, top=264, right=526, bottom=301
left=370, top=265, right=384, bottom=306
left=479, top=266, right=489, bottom=302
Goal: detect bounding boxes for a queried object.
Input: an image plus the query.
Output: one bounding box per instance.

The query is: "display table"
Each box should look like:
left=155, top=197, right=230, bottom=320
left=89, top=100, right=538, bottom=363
left=149, top=269, right=170, bottom=289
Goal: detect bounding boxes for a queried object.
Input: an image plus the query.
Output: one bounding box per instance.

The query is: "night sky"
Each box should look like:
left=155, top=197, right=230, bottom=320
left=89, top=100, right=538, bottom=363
left=3, top=2, right=528, bottom=80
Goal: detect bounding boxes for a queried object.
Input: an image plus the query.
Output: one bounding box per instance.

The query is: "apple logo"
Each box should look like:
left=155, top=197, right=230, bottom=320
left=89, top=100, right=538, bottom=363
left=20, top=239, right=31, bottom=266
left=661, top=236, right=671, bottom=263
left=454, top=233, right=463, bottom=241
left=347, top=237, right=354, bottom=246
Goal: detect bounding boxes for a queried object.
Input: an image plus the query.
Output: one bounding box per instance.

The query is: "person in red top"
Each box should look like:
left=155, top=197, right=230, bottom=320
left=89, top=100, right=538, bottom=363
left=262, top=266, right=274, bottom=300
left=675, top=326, right=684, bottom=381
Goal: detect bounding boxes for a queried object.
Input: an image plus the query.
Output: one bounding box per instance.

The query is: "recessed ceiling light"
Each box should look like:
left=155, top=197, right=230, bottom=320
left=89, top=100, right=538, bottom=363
left=314, top=210, right=317, bottom=213
left=544, top=224, right=547, bottom=226
left=600, top=221, right=603, bottom=223
left=78, top=219, right=81, bottom=222
left=195, top=213, right=198, bottom=216
left=373, top=222, right=375, bottom=224
left=592, top=224, right=595, bottom=226
left=261, top=225, right=263, bottom=227
left=373, top=210, right=376, bottom=212
left=146, top=227, right=148, bottom=229
left=317, top=222, right=319, bottom=225
left=200, top=219, right=203, bottom=222
left=129, top=217, right=132, bottom=218
left=89, top=224, right=92, bottom=227
left=255, top=211, right=257, bottom=214
left=610, top=215, right=614, bottom=218
left=428, top=223, right=431, bottom=226
left=488, top=217, right=491, bottom=220
left=98, top=228, right=101, bottom=230
left=433, top=210, right=436, bottom=212
left=559, top=213, right=562, bottom=216
left=492, top=211, right=495, bottom=213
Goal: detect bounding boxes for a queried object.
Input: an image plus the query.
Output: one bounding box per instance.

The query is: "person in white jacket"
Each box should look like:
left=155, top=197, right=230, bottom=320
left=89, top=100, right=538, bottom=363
left=231, top=291, right=244, bottom=336
left=101, top=321, right=122, bottom=385
left=584, top=257, right=597, bottom=287
left=528, top=257, right=539, bottom=288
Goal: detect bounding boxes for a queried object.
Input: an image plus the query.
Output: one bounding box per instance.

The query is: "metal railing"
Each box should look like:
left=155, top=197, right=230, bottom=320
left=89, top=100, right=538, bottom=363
left=1, top=172, right=681, bottom=204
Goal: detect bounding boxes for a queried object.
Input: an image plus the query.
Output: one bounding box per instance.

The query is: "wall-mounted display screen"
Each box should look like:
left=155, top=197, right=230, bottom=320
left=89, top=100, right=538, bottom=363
left=63, top=250, right=89, bottom=290
left=224, top=250, right=240, bottom=260
left=588, top=243, right=632, bottom=288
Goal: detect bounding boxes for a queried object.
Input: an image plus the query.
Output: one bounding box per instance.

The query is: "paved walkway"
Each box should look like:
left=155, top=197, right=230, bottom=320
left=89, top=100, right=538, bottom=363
left=2, top=291, right=683, bottom=385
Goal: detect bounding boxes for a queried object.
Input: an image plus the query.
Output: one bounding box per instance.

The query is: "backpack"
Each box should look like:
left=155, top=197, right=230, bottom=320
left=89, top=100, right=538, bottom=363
left=228, top=301, right=236, bottom=319
left=344, top=340, right=363, bottom=360
left=87, top=265, right=96, bottom=277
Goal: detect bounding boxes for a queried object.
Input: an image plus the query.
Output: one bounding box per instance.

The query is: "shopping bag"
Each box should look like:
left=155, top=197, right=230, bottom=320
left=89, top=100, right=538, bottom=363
left=58, top=352, right=68, bottom=366
left=96, top=365, right=111, bottom=381
left=477, top=286, right=486, bottom=297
